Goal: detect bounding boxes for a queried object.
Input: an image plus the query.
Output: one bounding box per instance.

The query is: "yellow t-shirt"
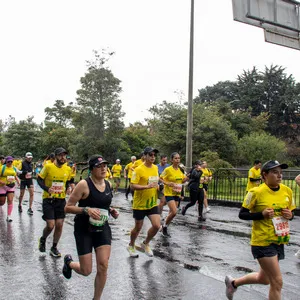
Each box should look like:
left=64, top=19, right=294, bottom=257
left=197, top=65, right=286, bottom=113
left=202, top=168, right=212, bottom=184
left=105, top=168, right=112, bottom=180
left=242, top=183, right=296, bottom=246
left=160, top=166, right=185, bottom=197
left=0, top=165, right=18, bottom=185
left=131, top=164, right=159, bottom=210
left=132, top=159, right=144, bottom=169
left=13, top=160, right=22, bottom=169
left=125, top=162, right=134, bottom=179
left=111, top=164, right=122, bottom=178
left=246, top=167, right=261, bottom=191
left=38, top=163, right=71, bottom=199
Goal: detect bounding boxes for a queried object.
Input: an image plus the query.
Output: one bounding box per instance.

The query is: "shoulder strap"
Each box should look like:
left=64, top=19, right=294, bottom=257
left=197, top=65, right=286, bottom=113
left=1, top=165, right=6, bottom=177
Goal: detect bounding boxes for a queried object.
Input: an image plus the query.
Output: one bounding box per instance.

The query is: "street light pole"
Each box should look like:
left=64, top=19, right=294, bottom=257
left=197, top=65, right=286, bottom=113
left=186, top=0, right=194, bottom=169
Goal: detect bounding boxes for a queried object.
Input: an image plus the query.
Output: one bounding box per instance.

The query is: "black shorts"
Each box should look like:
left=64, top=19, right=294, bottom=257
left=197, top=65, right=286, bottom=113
left=42, top=198, right=66, bottom=220
left=133, top=206, right=160, bottom=220
left=251, top=243, right=285, bottom=260
left=203, top=184, right=209, bottom=191
left=74, top=224, right=112, bottom=256
left=165, top=196, right=180, bottom=203
left=20, top=179, right=34, bottom=189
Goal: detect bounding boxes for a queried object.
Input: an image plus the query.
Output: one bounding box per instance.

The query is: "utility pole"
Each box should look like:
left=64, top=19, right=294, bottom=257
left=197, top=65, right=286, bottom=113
left=185, top=0, right=194, bottom=169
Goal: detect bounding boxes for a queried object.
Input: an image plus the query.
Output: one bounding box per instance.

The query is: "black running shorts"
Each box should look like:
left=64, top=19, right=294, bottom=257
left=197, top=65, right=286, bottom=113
left=20, top=179, right=34, bottom=189
left=42, top=198, right=66, bottom=220
left=74, top=225, right=112, bottom=256
left=132, top=206, right=160, bottom=220
left=251, top=243, right=285, bottom=260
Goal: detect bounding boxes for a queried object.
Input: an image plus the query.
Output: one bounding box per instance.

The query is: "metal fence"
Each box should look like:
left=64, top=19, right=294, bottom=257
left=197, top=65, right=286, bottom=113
left=186, top=168, right=300, bottom=209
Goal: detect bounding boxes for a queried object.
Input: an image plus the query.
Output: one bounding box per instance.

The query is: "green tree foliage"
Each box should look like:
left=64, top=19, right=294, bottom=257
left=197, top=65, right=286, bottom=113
left=2, top=117, right=42, bottom=157
left=44, top=100, right=74, bottom=127
left=237, top=132, right=286, bottom=165
left=75, top=50, right=125, bottom=158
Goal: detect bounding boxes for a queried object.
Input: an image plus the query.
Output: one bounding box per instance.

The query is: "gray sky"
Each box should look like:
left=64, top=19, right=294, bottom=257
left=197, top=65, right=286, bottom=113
left=1, top=0, right=300, bottom=126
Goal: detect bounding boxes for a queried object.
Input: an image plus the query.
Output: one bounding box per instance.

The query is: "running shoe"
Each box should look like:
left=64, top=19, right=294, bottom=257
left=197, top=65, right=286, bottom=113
left=140, top=242, right=153, bottom=257
left=181, top=206, right=187, bottom=216
left=38, top=237, right=46, bottom=252
left=295, top=250, right=300, bottom=259
left=198, top=216, right=206, bottom=222
left=62, top=254, right=73, bottom=279
left=50, top=247, right=61, bottom=257
left=225, top=275, right=237, bottom=300
left=18, top=205, right=23, bottom=213
left=161, top=225, right=171, bottom=237
left=127, top=245, right=139, bottom=258
left=6, top=216, right=13, bottom=222
left=206, top=206, right=211, bottom=213
left=27, top=208, right=33, bottom=215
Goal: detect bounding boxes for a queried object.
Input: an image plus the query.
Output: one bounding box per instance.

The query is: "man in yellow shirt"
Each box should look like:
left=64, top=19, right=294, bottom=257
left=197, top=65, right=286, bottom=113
left=246, top=160, right=262, bottom=193
left=111, top=159, right=122, bottom=194
left=37, top=147, right=73, bottom=257
left=124, top=156, right=136, bottom=200
left=127, top=147, right=160, bottom=258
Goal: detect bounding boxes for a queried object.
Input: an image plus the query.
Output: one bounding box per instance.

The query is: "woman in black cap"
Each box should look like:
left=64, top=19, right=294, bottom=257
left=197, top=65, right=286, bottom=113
left=225, top=160, right=296, bottom=300
left=63, top=155, right=119, bottom=300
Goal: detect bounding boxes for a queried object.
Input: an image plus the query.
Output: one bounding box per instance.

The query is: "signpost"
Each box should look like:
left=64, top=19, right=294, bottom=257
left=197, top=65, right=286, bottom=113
left=232, top=0, right=300, bottom=50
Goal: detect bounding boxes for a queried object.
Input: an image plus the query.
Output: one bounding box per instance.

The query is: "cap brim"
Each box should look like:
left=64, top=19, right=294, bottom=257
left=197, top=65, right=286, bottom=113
left=95, top=161, right=109, bottom=166
left=264, top=163, right=289, bottom=172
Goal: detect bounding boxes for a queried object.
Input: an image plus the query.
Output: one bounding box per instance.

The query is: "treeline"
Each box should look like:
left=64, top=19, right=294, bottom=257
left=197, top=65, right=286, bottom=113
left=0, top=51, right=299, bottom=167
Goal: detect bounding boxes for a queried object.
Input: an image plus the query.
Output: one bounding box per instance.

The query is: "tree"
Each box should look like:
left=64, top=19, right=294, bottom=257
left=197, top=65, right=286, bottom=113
left=75, top=50, right=125, bottom=158
left=44, top=100, right=74, bottom=127
left=2, top=117, right=43, bottom=157
left=237, top=132, right=286, bottom=165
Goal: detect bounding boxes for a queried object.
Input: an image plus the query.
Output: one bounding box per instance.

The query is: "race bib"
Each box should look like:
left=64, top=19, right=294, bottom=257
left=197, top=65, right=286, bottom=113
left=89, top=209, right=109, bottom=227
left=172, top=184, right=182, bottom=193
left=7, top=176, right=15, bottom=183
left=272, top=216, right=290, bottom=236
left=25, top=172, right=32, bottom=179
left=51, top=181, right=64, bottom=193
left=148, top=176, right=159, bottom=185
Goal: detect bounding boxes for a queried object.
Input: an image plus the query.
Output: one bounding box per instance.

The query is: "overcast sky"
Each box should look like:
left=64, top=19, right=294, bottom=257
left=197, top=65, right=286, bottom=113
left=1, top=0, right=300, bottom=126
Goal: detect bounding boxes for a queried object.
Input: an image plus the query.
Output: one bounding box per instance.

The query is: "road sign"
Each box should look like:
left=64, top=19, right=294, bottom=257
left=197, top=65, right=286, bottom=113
left=232, top=0, right=300, bottom=50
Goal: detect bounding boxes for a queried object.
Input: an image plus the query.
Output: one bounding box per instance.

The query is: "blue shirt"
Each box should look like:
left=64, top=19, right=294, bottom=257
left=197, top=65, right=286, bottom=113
left=157, top=163, right=170, bottom=175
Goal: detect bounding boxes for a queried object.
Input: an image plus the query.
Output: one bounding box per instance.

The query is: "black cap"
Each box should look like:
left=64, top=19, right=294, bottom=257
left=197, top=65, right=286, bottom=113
left=54, top=147, right=68, bottom=156
left=143, top=147, right=159, bottom=155
left=261, top=160, right=288, bottom=173
left=49, top=153, right=55, bottom=158
left=194, top=160, right=202, bottom=166
left=89, top=155, right=109, bottom=169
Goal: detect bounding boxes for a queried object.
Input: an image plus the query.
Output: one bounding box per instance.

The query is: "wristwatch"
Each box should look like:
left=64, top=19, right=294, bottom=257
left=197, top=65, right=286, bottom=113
left=83, top=207, right=90, bottom=215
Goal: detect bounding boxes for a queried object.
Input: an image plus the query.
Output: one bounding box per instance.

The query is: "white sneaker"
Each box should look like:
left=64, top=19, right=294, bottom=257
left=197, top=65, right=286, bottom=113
left=225, top=275, right=237, bottom=300
left=141, top=242, right=153, bottom=257
left=6, top=216, right=12, bottom=222
left=295, top=250, right=300, bottom=259
left=206, top=206, right=211, bottom=213
left=127, top=245, right=139, bottom=258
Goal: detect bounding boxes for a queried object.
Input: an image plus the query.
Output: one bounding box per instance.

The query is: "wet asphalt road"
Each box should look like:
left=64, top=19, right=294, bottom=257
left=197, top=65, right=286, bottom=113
left=0, top=181, right=300, bottom=300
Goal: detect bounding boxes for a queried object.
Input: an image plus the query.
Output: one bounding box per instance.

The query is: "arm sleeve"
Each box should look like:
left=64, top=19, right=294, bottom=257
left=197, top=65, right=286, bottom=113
left=37, top=176, right=49, bottom=193
left=238, top=207, right=264, bottom=220
left=249, top=178, right=260, bottom=182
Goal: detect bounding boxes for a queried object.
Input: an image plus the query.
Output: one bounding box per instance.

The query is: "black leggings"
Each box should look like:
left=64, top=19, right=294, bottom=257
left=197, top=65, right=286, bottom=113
left=185, top=188, right=204, bottom=216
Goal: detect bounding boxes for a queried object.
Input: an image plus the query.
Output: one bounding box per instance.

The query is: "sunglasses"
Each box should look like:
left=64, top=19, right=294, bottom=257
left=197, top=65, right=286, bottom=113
left=7, top=161, right=13, bottom=163
left=148, top=153, right=156, bottom=157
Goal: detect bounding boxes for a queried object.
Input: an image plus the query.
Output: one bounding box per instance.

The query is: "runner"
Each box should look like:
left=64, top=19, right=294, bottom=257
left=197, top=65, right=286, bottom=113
left=43, top=153, right=55, bottom=166
left=182, top=160, right=206, bottom=221
left=37, top=147, right=73, bottom=257
left=127, top=146, right=160, bottom=258
left=157, top=155, right=169, bottom=214
left=295, top=174, right=300, bottom=259
left=160, top=152, right=188, bottom=237
left=201, top=160, right=213, bottom=212
left=0, top=155, right=5, bottom=167
left=124, top=156, right=136, bottom=200
left=63, top=155, right=119, bottom=300
left=225, top=160, right=296, bottom=300
left=246, top=159, right=262, bottom=193
left=18, top=152, right=35, bottom=214
left=0, top=156, right=20, bottom=222
left=111, top=159, right=122, bottom=194
left=105, top=167, right=113, bottom=181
